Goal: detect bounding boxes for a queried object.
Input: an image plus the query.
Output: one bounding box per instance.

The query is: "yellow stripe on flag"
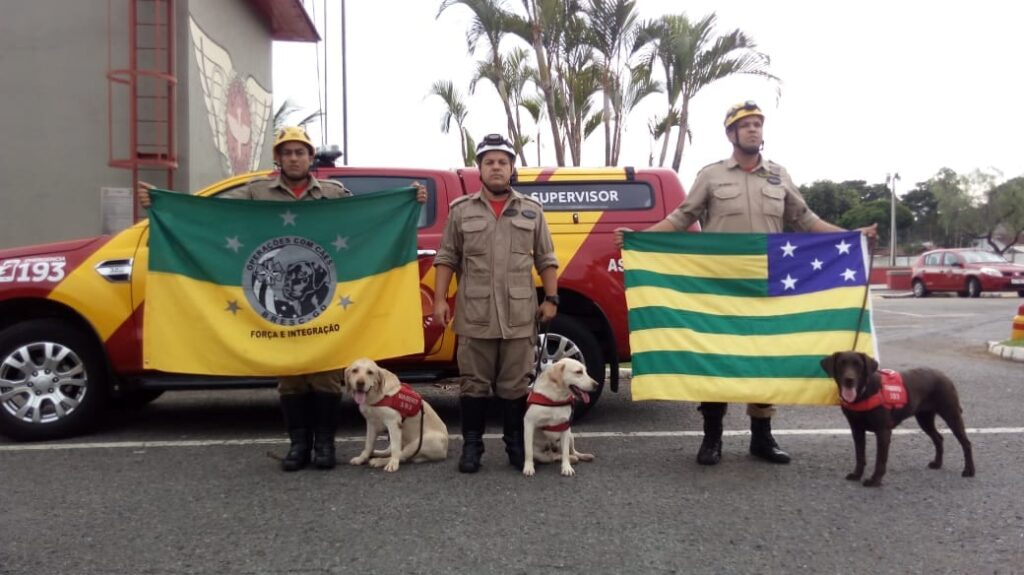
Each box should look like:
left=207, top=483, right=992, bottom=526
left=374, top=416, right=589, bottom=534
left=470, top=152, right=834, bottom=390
left=627, top=285, right=867, bottom=316
left=622, top=250, right=765, bottom=279
left=630, top=328, right=875, bottom=357
left=631, top=374, right=839, bottom=405
left=143, top=261, right=423, bottom=376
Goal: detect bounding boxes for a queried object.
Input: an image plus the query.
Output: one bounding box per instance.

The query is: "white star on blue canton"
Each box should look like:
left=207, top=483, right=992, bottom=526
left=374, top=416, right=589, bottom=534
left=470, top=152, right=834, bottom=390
left=332, top=235, right=349, bottom=251
left=225, top=236, right=243, bottom=253
left=811, top=258, right=823, bottom=270
left=781, top=274, right=798, bottom=290
left=836, top=239, right=852, bottom=255
left=842, top=268, right=857, bottom=281
left=280, top=210, right=297, bottom=226
left=338, top=295, right=353, bottom=309
left=780, top=241, right=797, bottom=257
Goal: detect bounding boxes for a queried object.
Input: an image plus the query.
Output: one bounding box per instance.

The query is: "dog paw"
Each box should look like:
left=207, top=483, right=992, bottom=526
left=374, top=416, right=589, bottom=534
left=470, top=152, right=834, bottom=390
left=523, top=465, right=536, bottom=477
left=349, top=456, right=368, bottom=466
left=368, top=458, right=388, bottom=468
left=383, top=460, right=400, bottom=473
left=576, top=453, right=595, bottom=462
left=862, top=478, right=882, bottom=487
left=560, top=465, right=576, bottom=477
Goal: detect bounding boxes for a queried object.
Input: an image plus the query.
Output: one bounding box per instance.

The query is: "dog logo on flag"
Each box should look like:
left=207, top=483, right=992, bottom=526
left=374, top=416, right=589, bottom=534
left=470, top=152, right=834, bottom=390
left=243, top=237, right=336, bottom=326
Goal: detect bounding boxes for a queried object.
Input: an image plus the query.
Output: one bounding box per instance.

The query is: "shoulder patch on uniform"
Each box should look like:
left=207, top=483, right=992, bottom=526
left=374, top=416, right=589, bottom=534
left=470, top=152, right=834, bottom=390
left=520, top=194, right=543, bottom=207
left=449, top=195, right=473, bottom=208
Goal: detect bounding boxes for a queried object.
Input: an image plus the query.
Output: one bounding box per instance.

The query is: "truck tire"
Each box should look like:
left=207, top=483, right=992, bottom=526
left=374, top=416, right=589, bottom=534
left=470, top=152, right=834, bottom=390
left=536, top=314, right=604, bottom=420
left=0, top=319, right=108, bottom=440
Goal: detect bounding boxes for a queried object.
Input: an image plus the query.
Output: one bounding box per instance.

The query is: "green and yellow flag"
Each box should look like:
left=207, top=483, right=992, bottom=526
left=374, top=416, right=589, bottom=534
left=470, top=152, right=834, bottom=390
left=144, top=188, right=424, bottom=376
left=624, top=231, right=877, bottom=405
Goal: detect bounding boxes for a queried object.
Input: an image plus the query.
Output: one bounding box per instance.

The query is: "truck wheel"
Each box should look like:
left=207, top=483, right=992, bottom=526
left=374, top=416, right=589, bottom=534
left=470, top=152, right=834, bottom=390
left=537, top=314, right=604, bottom=420
left=0, top=320, right=108, bottom=440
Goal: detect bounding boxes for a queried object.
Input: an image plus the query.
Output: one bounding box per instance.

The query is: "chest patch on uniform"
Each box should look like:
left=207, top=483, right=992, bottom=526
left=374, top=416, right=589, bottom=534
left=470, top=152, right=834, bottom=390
left=767, top=176, right=782, bottom=185
left=503, top=208, right=519, bottom=217
left=521, top=209, right=538, bottom=219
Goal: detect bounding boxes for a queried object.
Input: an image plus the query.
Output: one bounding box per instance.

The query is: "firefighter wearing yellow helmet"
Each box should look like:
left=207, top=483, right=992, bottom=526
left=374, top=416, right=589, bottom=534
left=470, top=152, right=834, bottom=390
left=613, top=101, right=878, bottom=467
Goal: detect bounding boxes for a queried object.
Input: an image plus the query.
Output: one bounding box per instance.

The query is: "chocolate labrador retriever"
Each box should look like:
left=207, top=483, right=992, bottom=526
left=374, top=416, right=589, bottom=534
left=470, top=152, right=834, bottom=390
left=820, top=351, right=975, bottom=487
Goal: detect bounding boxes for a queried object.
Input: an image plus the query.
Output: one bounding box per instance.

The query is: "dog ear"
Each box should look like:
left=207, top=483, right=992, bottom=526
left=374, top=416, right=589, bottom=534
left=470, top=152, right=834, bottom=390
left=552, top=360, right=567, bottom=385
left=342, top=365, right=351, bottom=389
left=819, top=353, right=838, bottom=378
left=859, top=353, right=879, bottom=375
left=379, top=367, right=401, bottom=395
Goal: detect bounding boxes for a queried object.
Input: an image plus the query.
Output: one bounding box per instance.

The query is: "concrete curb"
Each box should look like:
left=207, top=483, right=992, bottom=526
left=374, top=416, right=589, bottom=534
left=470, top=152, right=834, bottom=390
left=987, top=341, right=1024, bottom=363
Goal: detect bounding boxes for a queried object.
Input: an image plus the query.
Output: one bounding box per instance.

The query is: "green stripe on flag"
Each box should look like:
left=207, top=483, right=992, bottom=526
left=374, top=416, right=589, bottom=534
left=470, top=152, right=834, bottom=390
left=631, top=350, right=829, bottom=379
left=628, top=306, right=872, bottom=335
left=624, top=231, right=766, bottom=255
left=148, top=188, right=419, bottom=285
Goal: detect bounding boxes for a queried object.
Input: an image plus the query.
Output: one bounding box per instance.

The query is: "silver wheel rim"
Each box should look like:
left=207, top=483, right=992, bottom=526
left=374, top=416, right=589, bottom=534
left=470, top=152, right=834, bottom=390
left=0, top=341, right=88, bottom=424
left=536, top=332, right=585, bottom=373
left=913, top=282, right=924, bottom=297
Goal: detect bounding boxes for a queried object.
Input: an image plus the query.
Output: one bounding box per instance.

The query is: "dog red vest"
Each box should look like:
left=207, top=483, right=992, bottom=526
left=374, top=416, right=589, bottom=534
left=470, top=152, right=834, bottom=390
left=373, top=383, right=423, bottom=419
left=841, top=369, right=909, bottom=412
left=527, top=391, right=573, bottom=432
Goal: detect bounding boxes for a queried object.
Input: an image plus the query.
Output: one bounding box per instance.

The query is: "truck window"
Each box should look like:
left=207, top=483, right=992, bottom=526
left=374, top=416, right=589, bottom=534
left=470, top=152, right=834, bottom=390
left=328, top=176, right=436, bottom=228
left=514, top=182, right=654, bottom=212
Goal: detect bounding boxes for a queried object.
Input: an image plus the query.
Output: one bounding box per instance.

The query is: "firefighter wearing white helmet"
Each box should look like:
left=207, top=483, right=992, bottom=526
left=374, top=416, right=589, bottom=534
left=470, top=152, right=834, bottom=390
left=136, top=125, right=428, bottom=474
left=613, top=102, right=878, bottom=468
left=433, top=133, right=559, bottom=474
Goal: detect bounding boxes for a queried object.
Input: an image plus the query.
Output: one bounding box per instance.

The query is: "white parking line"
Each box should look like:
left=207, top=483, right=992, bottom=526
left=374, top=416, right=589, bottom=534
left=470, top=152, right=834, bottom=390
left=1, top=427, right=1020, bottom=452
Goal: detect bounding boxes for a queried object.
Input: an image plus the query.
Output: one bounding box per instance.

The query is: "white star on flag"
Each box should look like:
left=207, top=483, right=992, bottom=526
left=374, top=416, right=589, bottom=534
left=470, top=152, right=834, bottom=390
left=280, top=210, right=297, bottom=226
left=332, top=235, right=349, bottom=251
left=835, top=239, right=851, bottom=255
left=338, top=295, right=353, bottom=309
left=841, top=268, right=857, bottom=281
left=810, top=258, right=823, bottom=271
left=781, top=274, right=798, bottom=290
left=780, top=241, right=797, bottom=257
left=224, top=236, right=243, bottom=253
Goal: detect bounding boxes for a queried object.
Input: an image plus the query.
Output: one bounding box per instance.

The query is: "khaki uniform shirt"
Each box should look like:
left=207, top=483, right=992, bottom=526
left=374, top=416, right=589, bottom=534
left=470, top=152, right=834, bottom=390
left=220, top=174, right=351, bottom=201
left=666, top=157, right=820, bottom=233
left=434, top=189, right=558, bottom=339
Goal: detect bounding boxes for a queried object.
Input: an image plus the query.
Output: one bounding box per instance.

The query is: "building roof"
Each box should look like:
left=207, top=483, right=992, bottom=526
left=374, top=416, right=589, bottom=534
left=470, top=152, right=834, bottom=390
left=246, top=0, right=320, bottom=42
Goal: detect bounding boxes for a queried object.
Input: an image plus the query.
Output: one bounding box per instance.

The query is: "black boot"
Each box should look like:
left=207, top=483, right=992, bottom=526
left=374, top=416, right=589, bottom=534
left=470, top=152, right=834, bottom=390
left=501, top=396, right=528, bottom=470
left=311, top=391, right=342, bottom=469
left=280, top=393, right=313, bottom=472
left=696, top=402, right=726, bottom=466
left=750, top=417, right=791, bottom=464
left=458, top=396, right=488, bottom=473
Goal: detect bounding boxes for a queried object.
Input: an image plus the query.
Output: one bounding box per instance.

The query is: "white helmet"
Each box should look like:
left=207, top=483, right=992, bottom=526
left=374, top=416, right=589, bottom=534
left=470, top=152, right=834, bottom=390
left=475, top=133, right=516, bottom=164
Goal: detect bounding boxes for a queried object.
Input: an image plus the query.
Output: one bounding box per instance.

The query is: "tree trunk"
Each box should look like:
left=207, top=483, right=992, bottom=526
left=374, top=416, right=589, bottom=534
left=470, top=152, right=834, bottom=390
left=671, top=96, right=691, bottom=173
left=528, top=19, right=565, bottom=166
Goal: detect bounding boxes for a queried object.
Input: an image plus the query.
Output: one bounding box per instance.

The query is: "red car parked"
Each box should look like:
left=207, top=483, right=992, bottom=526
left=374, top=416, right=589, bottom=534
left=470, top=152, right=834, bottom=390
left=911, top=248, right=1024, bottom=298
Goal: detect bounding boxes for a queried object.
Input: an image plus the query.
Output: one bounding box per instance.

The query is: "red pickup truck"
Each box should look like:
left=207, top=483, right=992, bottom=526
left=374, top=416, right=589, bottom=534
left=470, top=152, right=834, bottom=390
left=0, top=166, right=687, bottom=440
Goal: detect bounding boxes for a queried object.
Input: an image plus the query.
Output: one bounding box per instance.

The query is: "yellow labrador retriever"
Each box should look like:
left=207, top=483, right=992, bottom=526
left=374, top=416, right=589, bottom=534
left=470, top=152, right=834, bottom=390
left=344, top=357, right=449, bottom=472
left=523, top=358, right=597, bottom=477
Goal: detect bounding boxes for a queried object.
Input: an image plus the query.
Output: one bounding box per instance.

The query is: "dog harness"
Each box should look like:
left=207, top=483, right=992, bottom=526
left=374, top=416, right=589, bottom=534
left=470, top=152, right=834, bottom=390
left=527, top=391, right=573, bottom=432
left=841, top=369, right=909, bottom=412
left=373, top=383, right=422, bottom=419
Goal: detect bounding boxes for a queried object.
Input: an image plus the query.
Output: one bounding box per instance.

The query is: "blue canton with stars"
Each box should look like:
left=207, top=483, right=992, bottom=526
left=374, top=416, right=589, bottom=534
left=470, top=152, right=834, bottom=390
left=766, top=232, right=866, bottom=296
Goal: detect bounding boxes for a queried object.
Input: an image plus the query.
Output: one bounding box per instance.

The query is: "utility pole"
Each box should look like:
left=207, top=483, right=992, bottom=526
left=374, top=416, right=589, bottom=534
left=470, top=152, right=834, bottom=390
left=341, top=0, right=348, bottom=165
left=887, top=172, right=901, bottom=266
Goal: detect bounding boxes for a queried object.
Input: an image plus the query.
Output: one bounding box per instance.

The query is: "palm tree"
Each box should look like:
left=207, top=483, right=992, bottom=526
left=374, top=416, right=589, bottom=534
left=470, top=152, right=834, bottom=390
left=471, top=46, right=537, bottom=166
left=438, top=0, right=525, bottom=161
left=273, top=98, right=322, bottom=132
left=637, top=13, right=778, bottom=172
left=513, top=0, right=567, bottom=166
left=521, top=96, right=545, bottom=165
left=583, top=0, right=638, bottom=166
left=609, top=65, right=660, bottom=165
left=427, top=80, right=473, bottom=167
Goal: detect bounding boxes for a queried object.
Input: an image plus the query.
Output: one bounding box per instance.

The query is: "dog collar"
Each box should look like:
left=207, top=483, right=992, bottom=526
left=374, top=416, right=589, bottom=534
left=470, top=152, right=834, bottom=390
left=527, top=391, right=574, bottom=407
left=841, top=369, right=908, bottom=412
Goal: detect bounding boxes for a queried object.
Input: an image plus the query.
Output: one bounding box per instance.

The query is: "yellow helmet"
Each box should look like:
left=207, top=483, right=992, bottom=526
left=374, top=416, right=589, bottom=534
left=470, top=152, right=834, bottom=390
left=724, top=100, right=764, bottom=128
left=273, top=126, right=315, bottom=154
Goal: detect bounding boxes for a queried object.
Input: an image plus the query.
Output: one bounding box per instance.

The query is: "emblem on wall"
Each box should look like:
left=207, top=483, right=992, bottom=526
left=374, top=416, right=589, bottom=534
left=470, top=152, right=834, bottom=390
left=189, top=17, right=272, bottom=176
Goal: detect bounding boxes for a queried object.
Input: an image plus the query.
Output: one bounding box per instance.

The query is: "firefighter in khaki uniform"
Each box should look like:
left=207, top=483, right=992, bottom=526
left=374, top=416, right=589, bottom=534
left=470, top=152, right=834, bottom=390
left=615, top=101, right=877, bottom=467
left=433, top=134, right=559, bottom=474
left=139, top=126, right=427, bottom=472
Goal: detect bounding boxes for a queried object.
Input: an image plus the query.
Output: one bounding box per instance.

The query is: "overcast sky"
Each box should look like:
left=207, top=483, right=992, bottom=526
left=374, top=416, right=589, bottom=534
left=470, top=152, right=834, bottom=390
left=272, top=0, right=1021, bottom=196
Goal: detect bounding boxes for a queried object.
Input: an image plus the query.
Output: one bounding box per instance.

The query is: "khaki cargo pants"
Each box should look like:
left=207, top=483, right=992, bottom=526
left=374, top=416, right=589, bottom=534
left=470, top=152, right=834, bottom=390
left=457, top=336, right=535, bottom=400
left=278, top=369, right=344, bottom=395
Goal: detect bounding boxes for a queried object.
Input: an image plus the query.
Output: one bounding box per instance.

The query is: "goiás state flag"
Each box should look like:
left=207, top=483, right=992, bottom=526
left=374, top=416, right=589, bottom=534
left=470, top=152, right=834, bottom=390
left=623, top=231, right=877, bottom=405
left=143, top=188, right=424, bottom=376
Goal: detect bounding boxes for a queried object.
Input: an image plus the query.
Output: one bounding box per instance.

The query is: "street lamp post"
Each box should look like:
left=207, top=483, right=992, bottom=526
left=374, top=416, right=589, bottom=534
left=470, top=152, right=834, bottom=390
left=887, top=172, right=901, bottom=266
